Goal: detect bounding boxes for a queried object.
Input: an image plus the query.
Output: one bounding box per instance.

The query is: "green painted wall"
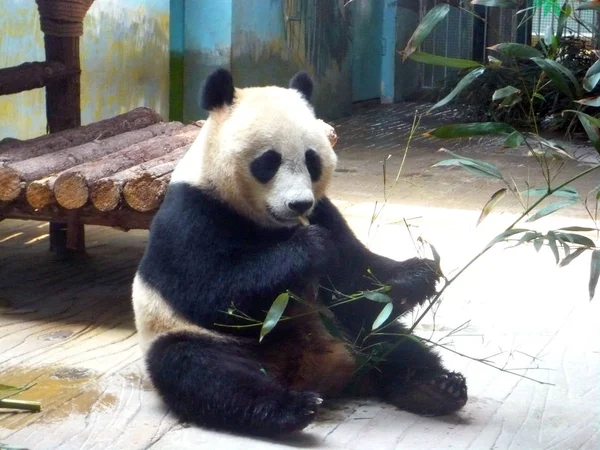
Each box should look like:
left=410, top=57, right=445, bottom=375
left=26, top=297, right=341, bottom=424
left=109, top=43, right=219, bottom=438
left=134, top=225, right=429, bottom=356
left=0, top=0, right=169, bottom=140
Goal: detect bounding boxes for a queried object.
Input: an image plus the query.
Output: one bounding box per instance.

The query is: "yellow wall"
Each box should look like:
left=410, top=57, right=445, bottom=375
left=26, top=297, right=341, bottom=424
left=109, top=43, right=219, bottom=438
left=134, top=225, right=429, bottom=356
left=0, top=0, right=169, bottom=140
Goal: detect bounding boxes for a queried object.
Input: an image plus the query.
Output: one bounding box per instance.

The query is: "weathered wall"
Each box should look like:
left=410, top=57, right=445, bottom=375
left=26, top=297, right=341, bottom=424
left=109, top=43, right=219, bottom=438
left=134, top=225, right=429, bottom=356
left=229, top=0, right=353, bottom=121
left=0, top=0, right=169, bottom=140
left=181, top=0, right=232, bottom=122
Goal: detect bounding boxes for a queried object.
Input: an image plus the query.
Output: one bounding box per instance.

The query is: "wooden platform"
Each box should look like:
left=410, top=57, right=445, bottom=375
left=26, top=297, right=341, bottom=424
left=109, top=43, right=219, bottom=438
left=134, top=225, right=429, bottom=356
left=0, top=108, right=205, bottom=232
left=1, top=103, right=598, bottom=449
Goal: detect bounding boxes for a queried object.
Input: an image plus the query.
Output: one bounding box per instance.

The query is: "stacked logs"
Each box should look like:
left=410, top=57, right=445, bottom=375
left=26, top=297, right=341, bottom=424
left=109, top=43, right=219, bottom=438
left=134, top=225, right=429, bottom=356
left=0, top=108, right=338, bottom=231
left=0, top=107, right=203, bottom=229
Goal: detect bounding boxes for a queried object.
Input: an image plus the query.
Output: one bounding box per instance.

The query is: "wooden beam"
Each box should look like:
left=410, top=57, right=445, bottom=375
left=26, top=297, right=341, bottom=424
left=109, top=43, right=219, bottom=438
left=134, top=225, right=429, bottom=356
left=0, top=106, right=164, bottom=160
left=0, top=61, right=74, bottom=96
left=0, top=203, right=154, bottom=231
left=44, top=34, right=83, bottom=253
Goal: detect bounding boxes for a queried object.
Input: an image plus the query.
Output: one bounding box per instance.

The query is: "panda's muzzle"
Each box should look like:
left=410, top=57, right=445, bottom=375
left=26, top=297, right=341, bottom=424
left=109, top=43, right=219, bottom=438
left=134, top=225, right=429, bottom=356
left=287, top=200, right=314, bottom=215
left=267, top=204, right=313, bottom=226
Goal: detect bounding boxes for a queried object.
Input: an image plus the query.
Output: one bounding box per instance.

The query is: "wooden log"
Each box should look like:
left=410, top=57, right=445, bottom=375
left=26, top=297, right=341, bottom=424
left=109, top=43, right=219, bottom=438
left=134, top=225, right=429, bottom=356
left=53, top=124, right=201, bottom=210
left=0, top=122, right=182, bottom=203
left=0, top=61, right=74, bottom=96
left=27, top=122, right=189, bottom=210
left=90, top=120, right=204, bottom=212
left=25, top=176, right=56, bottom=210
left=123, top=171, right=171, bottom=213
left=91, top=144, right=190, bottom=212
left=0, top=107, right=164, bottom=162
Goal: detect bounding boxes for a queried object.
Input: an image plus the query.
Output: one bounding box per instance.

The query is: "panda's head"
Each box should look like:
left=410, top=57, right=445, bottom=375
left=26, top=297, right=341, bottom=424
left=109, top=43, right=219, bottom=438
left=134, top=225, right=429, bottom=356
left=172, top=69, right=337, bottom=228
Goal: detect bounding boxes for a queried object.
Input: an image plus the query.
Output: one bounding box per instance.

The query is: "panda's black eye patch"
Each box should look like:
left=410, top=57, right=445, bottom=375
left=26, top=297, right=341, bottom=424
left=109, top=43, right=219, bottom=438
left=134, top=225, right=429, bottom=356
left=250, top=150, right=282, bottom=184
left=305, top=149, right=322, bottom=182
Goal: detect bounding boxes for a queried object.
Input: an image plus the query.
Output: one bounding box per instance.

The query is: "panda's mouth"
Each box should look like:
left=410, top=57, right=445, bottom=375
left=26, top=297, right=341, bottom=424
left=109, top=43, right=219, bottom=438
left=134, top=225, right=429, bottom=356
left=267, top=208, right=303, bottom=227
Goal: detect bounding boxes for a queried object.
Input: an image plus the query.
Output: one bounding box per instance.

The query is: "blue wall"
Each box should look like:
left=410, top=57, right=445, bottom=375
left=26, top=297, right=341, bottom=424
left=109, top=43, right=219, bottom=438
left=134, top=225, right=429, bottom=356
left=182, top=0, right=232, bottom=122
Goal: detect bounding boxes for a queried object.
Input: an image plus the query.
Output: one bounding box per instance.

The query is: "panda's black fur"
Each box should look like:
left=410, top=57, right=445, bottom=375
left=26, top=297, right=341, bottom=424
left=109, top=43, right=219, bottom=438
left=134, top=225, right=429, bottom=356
left=134, top=70, right=468, bottom=437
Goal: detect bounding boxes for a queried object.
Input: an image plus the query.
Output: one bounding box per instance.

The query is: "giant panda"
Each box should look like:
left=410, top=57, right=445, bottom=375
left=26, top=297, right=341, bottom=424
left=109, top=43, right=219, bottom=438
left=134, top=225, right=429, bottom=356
left=132, top=69, right=467, bottom=437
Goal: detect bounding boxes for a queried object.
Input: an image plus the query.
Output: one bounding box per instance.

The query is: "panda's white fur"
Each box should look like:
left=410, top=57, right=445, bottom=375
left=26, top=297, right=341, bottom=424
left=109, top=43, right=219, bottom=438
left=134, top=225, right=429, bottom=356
left=171, top=85, right=337, bottom=228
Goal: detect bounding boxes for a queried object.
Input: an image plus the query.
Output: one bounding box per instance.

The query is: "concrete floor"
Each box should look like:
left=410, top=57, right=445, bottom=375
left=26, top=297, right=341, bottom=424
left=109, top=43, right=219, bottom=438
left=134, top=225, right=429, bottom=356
left=0, top=103, right=599, bottom=449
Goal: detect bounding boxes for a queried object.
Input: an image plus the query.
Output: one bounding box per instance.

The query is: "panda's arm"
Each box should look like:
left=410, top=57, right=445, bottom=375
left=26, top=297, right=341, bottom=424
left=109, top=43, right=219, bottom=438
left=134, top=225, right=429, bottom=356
left=310, top=196, right=388, bottom=289
left=310, top=197, right=439, bottom=334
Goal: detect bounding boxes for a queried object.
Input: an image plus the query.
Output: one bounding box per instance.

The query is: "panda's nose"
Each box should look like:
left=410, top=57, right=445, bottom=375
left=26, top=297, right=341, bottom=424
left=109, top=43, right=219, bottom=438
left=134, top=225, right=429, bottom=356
left=288, top=200, right=314, bottom=215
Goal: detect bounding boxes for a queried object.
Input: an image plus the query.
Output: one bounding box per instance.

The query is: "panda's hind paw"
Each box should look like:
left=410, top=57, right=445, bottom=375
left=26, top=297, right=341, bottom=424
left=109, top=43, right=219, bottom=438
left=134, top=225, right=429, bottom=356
left=267, top=390, right=321, bottom=434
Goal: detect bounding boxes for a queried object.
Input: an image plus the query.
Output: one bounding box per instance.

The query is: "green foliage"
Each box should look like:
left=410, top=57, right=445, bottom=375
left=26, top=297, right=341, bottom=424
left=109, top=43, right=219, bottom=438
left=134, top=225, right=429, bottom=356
left=403, top=4, right=451, bottom=62
left=260, top=292, right=289, bottom=342
left=372, top=303, right=394, bottom=330
left=410, top=0, right=600, bottom=134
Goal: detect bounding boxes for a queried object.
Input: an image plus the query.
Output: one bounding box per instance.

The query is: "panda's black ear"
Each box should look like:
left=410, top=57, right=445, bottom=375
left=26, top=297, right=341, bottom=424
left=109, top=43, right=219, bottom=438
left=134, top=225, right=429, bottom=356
left=200, top=68, right=235, bottom=111
left=289, top=72, right=313, bottom=102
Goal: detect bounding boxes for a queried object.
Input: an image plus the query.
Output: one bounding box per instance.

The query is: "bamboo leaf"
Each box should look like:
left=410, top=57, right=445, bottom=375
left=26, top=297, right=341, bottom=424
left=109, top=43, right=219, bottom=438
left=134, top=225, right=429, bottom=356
left=260, top=292, right=289, bottom=342
left=564, top=110, right=600, bottom=127
left=526, top=199, right=577, bottom=222
left=555, top=232, right=596, bottom=248
left=426, top=122, right=515, bottom=139
left=583, top=60, right=600, bottom=92
left=434, top=149, right=504, bottom=179
left=488, top=43, right=543, bottom=58
left=532, top=57, right=579, bottom=98
left=363, top=291, right=393, bottom=303
left=534, top=237, right=544, bottom=252
left=493, top=86, right=521, bottom=101
left=521, top=187, right=579, bottom=199
left=403, top=4, right=451, bottom=61
left=0, top=384, right=21, bottom=392
left=557, top=226, right=597, bottom=232
left=559, top=247, right=587, bottom=267
left=504, top=131, right=526, bottom=148
left=486, top=228, right=530, bottom=249
left=575, top=96, right=600, bottom=107
left=372, top=302, right=394, bottom=330
left=488, top=55, right=503, bottom=66
left=477, top=188, right=507, bottom=226
left=408, top=52, right=482, bottom=69
left=563, top=110, right=600, bottom=152
left=427, top=67, right=486, bottom=113
left=556, top=3, right=572, bottom=40
left=547, top=231, right=560, bottom=264
left=590, top=249, right=600, bottom=300
left=433, top=159, right=503, bottom=179
left=517, top=231, right=542, bottom=245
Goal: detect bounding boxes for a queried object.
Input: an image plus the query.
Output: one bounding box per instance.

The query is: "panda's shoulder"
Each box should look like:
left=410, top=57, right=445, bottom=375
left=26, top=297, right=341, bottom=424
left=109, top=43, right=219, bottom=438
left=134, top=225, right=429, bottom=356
left=153, top=182, right=232, bottom=231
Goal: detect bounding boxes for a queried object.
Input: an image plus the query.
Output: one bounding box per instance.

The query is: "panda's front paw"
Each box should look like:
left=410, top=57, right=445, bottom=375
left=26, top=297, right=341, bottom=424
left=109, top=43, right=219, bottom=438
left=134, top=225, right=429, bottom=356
left=384, top=258, right=441, bottom=312
left=294, top=225, right=338, bottom=272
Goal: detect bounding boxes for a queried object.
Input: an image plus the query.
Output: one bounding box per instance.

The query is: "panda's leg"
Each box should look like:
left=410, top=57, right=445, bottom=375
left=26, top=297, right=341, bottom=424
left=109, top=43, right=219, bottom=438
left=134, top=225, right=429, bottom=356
left=146, top=331, right=322, bottom=436
left=357, top=322, right=467, bottom=416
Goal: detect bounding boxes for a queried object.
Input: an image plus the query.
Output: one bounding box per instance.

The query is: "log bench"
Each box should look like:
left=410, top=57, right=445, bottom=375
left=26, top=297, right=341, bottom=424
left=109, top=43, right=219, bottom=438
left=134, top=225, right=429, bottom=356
left=0, top=107, right=204, bottom=242
left=0, top=106, right=338, bottom=251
